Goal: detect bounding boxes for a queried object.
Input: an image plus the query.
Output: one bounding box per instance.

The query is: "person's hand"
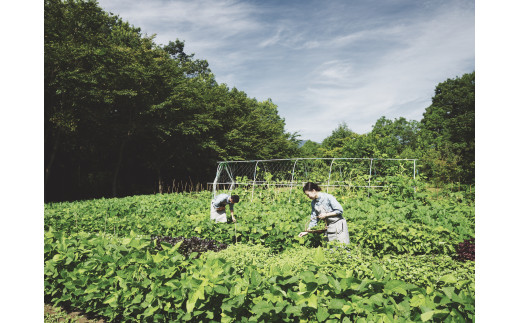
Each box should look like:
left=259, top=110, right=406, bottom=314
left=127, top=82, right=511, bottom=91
left=298, top=231, right=308, bottom=237
left=318, top=212, right=328, bottom=220
left=232, top=215, right=236, bottom=223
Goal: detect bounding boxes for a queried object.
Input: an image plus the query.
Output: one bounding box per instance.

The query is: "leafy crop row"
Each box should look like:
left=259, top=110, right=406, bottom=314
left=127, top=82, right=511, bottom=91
left=44, top=189, right=472, bottom=258
left=45, top=188, right=474, bottom=240
left=44, top=186, right=474, bottom=321
left=45, top=229, right=474, bottom=322
left=349, top=221, right=458, bottom=257
left=206, top=244, right=474, bottom=293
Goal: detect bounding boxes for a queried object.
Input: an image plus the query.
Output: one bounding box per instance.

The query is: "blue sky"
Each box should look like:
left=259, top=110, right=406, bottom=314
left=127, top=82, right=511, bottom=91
left=97, top=0, right=474, bottom=142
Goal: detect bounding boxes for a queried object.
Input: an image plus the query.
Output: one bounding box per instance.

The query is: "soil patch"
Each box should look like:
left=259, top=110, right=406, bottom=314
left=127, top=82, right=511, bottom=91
left=44, top=304, right=105, bottom=323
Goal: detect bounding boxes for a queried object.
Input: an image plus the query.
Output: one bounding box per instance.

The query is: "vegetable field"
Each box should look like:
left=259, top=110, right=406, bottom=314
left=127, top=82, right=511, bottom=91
left=44, top=184, right=475, bottom=322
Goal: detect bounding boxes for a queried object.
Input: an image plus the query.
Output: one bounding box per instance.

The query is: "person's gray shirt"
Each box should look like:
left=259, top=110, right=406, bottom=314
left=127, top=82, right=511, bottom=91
left=211, top=193, right=234, bottom=211
left=308, top=192, right=343, bottom=229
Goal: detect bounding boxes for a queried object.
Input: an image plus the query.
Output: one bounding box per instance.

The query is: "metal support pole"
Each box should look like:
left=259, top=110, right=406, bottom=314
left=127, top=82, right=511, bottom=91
left=224, top=163, right=235, bottom=191
left=289, top=159, right=299, bottom=202
left=368, top=159, right=373, bottom=186
left=368, top=159, right=373, bottom=197
left=212, top=163, right=223, bottom=198
left=327, top=158, right=336, bottom=193
left=250, top=161, right=259, bottom=202
left=413, top=159, right=417, bottom=194
left=263, top=163, right=269, bottom=190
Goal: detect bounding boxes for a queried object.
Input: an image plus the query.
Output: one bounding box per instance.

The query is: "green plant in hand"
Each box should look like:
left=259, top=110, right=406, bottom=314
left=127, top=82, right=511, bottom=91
left=307, top=219, right=327, bottom=232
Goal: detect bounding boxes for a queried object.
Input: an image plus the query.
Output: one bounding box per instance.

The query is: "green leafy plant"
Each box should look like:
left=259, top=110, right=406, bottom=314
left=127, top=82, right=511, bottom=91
left=45, top=186, right=474, bottom=321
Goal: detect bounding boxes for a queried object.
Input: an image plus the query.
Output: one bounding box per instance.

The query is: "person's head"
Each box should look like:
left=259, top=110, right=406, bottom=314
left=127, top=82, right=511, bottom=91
left=230, top=195, right=240, bottom=203
left=303, top=182, right=321, bottom=200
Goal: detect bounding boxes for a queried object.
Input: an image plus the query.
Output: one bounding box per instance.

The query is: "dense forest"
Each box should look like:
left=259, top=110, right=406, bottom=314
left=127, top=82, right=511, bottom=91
left=45, top=0, right=475, bottom=202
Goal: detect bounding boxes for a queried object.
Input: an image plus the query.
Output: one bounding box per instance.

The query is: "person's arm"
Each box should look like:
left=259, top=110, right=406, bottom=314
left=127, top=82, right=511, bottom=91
left=229, top=201, right=236, bottom=222
left=299, top=201, right=317, bottom=237
left=308, top=207, right=318, bottom=229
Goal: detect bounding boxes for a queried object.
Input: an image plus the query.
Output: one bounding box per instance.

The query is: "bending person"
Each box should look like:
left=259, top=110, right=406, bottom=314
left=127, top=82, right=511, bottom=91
left=298, top=182, right=349, bottom=245
left=210, top=193, right=240, bottom=223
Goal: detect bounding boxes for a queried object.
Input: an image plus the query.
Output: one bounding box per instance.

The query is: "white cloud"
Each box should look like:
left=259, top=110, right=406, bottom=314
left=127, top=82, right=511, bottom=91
left=99, top=0, right=261, bottom=47
left=284, top=1, right=475, bottom=139
left=96, top=0, right=474, bottom=142
left=259, top=28, right=284, bottom=48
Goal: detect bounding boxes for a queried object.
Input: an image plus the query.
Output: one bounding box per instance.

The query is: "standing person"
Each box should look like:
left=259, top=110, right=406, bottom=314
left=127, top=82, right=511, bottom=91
left=298, top=182, right=349, bottom=245
left=210, top=193, right=240, bottom=223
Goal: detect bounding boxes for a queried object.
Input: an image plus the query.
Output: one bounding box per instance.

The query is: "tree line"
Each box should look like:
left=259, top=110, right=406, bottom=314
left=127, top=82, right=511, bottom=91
left=45, top=0, right=474, bottom=202
left=45, top=0, right=299, bottom=201
left=301, top=71, right=475, bottom=186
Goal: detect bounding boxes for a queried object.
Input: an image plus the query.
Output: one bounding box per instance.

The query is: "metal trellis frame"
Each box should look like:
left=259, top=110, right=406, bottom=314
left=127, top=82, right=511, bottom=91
left=211, top=157, right=418, bottom=199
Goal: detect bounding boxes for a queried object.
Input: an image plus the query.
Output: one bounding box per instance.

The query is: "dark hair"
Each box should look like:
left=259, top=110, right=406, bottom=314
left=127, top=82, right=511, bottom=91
left=303, top=182, right=321, bottom=192
left=231, top=195, right=240, bottom=203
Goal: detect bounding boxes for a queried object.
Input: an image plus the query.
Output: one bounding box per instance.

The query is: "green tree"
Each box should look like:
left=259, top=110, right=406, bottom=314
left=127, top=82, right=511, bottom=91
left=367, top=116, right=420, bottom=157
left=320, top=122, right=356, bottom=151
left=45, top=0, right=180, bottom=197
left=45, top=0, right=110, bottom=195
left=220, top=93, right=299, bottom=160
left=419, top=72, right=475, bottom=183
left=319, top=123, right=378, bottom=158
left=298, top=140, right=321, bottom=157
left=163, top=39, right=212, bottom=77
left=45, top=0, right=301, bottom=200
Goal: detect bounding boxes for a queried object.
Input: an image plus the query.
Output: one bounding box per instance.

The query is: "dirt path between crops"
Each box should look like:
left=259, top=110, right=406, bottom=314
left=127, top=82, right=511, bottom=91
left=44, top=304, right=106, bottom=322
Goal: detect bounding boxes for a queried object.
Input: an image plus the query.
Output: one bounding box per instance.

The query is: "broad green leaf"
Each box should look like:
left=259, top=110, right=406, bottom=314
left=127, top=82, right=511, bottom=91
left=194, top=285, right=205, bottom=300
left=186, top=285, right=205, bottom=313
left=369, top=293, right=385, bottom=306
left=441, top=286, right=455, bottom=300
left=283, top=276, right=300, bottom=285
left=329, top=298, right=346, bottom=309
left=410, top=294, right=425, bottom=307
left=450, top=308, right=465, bottom=322
left=143, top=305, right=159, bottom=317
left=315, top=246, right=325, bottom=263
left=317, top=273, right=328, bottom=285
left=152, top=253, right=166, bottom=263
left=52, top=254, right=64, bottom=262
left=103, top=294, right=118, bottom=307
left=342, top=316, right=353, bottom=323
left=214, top=285, right=228, bottom=294
left=316, top=306, right=329, bottom=322
left=384, top=280, right=414, bottom=296
left=273, top=301, right=286, bottom=314
left=251, top=300, right=273, bottom=314
left=301, top=271, right=317, bottom=283
left=186, top=296, right=197, bottom=313
left=420, top=310, right=435, bottom=321
left=307, top=294, right=318, bottom=309
left=84, top=285, right=99, bottom=294
left=286, top=305, right=303, bottom=314
left=371, top=263, right=385, bottom=280
left=439, top=274, right=457, bottom=284
left=251, top=270, right=262, bottom=287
